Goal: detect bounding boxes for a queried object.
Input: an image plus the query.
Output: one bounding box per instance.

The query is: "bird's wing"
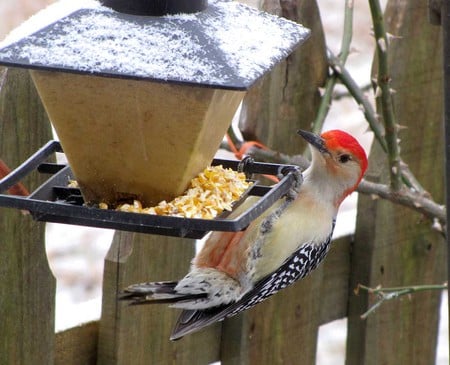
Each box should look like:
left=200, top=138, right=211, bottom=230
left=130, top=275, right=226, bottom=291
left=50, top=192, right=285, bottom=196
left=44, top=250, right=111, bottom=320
left=193, top=196, right=281, bottom=280
left=170, top=231, right=333, bottom=340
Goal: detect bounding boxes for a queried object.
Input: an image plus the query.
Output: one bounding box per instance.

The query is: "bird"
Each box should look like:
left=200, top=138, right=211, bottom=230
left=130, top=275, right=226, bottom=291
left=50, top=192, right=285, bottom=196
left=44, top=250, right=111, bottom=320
left=120, top=129, right=368, bottom=340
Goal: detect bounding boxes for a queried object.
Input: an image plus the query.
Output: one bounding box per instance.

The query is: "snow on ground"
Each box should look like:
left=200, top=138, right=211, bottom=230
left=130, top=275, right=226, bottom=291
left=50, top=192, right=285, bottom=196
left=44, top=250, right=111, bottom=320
left=1, top=0, right=448, bottom=363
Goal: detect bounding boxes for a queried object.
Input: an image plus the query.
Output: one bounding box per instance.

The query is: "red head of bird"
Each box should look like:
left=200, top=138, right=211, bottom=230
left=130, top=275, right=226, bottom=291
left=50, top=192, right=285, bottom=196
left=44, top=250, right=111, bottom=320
left=298, top=129, right=368, bottom=207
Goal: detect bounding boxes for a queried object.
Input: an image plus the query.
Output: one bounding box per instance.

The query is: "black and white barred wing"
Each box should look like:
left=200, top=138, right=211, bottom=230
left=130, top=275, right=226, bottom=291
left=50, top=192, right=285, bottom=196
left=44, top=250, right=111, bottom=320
left=171, top=237, right=332, bottom=340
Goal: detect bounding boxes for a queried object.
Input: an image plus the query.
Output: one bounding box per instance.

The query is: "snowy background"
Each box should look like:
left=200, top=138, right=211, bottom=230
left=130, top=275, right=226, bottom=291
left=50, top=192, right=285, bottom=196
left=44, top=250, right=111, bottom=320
left=0, top=0, right=448, bottom=364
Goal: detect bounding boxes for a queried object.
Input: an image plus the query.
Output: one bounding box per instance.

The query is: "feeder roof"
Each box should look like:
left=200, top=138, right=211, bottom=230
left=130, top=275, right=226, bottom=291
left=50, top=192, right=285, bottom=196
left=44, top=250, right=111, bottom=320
left=0, top=0, right=309, bottom=90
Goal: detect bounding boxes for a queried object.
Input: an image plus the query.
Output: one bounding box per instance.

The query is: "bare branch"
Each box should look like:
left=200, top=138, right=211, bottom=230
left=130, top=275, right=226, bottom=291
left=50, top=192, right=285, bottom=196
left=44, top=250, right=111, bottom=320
left=239, top=145, right=446, bottom=229
left=358, top=180, right=446, bottom=227
left=328, top=53, right=387, bottom=152
left=356, top=283, right=447, bottom=319
left=309, top=0, right=355, bottom=141
left=332, top=83, right=372, bottom=100
left=368, top=0, right=402, bottom=190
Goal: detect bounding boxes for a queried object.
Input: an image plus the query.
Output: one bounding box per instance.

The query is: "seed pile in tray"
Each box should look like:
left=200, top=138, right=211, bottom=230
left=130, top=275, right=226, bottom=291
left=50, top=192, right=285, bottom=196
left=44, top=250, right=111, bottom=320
left=104, top=165, right=251, bottom=219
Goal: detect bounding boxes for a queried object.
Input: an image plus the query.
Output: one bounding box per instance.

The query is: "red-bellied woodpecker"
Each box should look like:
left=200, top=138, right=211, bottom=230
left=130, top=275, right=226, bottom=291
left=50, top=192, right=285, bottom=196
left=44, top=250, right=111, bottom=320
left=120, top=129, right=368, bottom=340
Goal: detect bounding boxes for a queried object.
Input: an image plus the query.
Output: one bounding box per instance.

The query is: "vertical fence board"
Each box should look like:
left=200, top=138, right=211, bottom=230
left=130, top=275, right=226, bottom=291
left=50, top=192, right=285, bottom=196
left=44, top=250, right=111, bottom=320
left=347, top=2, right=446, bottom=364
left=221, top=1, right=328, bottom=363
left=443, top=0, right=450, bottom=356
left=0, top=68, right=56, bottom=365
left=97, top=232, right=221, bottom=365
left=55, top=322, right=98, bottom=365
left=238, top=0, right=328, bottom=155
left=318, top=236, right=352, bottom=324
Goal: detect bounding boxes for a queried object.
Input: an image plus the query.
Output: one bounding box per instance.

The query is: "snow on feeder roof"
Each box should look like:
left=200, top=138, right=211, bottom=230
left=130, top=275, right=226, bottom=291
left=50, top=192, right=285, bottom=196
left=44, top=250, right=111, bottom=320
left=0, top=0, right=310, bottom=90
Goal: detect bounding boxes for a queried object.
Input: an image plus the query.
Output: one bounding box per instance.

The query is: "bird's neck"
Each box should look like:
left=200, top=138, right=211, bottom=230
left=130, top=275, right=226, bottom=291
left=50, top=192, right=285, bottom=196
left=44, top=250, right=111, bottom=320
left=301, top=164, right=351, bottom=210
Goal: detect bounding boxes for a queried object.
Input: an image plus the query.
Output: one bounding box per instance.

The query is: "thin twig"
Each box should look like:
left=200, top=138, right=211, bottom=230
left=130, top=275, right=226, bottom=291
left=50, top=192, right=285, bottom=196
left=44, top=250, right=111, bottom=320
left=243, top=146, right=310, bottom=169
left=356, top=283, right=447, bottom=319
left=308, top=0, right=355, bottom=144
left=226, top=125, right=243, bottom=153
left=328, top=53, right=387, bottom=152
left=368, top=0, right=402, bottom=191
left=399, top=161, right=426, bottom=194
left=0, top=159, right=30, bottom=196
left=332, top=83, right=372, bottom=100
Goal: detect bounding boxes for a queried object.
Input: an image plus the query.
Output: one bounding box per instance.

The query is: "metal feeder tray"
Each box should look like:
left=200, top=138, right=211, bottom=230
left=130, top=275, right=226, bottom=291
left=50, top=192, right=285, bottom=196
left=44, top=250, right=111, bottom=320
left=0, top=141, right=301, bottom=239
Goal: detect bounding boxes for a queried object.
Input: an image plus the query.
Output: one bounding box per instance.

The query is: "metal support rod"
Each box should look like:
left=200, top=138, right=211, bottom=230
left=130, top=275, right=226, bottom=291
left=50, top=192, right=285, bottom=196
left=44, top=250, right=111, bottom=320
left=0, top=140, right=61, bottom=193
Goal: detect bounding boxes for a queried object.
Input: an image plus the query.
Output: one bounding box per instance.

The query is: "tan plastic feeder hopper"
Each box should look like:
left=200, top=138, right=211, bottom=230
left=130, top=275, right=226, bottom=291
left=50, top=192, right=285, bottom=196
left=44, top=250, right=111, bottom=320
left=0, top=0, right=309, bottom=207
left=31, top=72, right=244, bottom=205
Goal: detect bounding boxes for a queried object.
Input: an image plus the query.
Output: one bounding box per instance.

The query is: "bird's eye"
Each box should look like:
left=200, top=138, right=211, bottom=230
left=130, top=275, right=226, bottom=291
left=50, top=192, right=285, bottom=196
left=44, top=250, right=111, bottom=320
left=338, top=154, right=351, bottom=163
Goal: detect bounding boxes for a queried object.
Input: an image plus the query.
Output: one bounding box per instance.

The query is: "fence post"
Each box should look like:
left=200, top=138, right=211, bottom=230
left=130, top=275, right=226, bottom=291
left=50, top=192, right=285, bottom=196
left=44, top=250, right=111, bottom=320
left=221, top=0, right=328, bottom=363
left=97, top=232, right=221, bottom=364
left=238, top=0, right=328, bottom=155
left=346, top=1, right=446, bottom=364
left=442, top=0, right=450, bottom=356
left=0, top=68, right=56, bottom=364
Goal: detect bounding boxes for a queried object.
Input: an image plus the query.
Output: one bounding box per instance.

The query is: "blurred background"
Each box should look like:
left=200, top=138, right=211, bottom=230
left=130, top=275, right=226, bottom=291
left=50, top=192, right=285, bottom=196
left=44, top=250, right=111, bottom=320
left=0, top=0, right=447, bottom=364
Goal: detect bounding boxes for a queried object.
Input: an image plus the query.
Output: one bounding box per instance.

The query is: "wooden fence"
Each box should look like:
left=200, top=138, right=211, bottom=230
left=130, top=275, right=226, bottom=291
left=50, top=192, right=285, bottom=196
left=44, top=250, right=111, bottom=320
left=0, top=0, right=447, bottom=364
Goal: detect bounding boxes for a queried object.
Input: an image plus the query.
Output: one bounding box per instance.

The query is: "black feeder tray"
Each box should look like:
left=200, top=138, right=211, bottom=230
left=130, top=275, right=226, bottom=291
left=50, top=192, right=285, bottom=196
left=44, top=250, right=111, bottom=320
left=0, top=141, right=301, bottom=239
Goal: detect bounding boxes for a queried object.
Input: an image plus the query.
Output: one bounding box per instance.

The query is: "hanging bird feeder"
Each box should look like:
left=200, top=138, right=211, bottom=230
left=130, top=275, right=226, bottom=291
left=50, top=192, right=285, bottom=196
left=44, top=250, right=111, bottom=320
left=0, top=0, right=308, bottom=238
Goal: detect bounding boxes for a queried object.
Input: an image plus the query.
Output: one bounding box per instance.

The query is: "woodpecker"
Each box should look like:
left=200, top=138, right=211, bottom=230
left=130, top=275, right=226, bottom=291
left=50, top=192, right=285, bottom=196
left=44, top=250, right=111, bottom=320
left=121, top=129, right=368, bottom=340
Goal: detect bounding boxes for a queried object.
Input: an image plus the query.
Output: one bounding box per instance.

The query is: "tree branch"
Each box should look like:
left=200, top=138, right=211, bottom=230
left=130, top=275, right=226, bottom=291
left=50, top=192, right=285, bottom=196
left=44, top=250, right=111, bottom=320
left=328, top=53, right=387, bottom=152
left=357, top=180, right=446, bottom=229
left=309, top=0, right=355, bottom=140
left=356, top=283, right=447, bottom=319
left=238, top=145, right=446, bottom=230
left=368, top=0, right=402, bottom=191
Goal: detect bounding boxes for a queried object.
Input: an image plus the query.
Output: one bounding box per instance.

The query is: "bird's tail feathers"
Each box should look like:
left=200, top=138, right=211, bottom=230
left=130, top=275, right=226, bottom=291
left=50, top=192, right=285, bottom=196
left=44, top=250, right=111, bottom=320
left=119, top=281, right=207, bottom=306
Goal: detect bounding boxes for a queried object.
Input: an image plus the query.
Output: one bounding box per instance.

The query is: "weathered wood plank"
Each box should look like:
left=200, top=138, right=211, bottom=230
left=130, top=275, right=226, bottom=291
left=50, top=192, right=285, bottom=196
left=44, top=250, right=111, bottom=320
left=0, top=68, right=56, bottom=364
left=238, top=0, right=328, bottom=155
left=221, top=1, right=328, bottom=363
left=346, top=2, right=446, bottom=364
left=97, top=232, right=221, bottom=365
left=319, top=236, right=352, bottom=324
left=55, top=322, right=98, bottom=365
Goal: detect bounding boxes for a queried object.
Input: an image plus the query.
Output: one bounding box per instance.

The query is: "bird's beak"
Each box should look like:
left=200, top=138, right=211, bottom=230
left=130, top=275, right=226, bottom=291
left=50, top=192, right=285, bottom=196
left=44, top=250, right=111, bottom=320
left=297, top=129, right=329, bottom=154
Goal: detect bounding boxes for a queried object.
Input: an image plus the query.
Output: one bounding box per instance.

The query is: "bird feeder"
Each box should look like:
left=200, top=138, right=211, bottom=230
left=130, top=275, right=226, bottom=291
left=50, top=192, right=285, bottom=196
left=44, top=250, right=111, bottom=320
left=0, top=0, right=309, bottom=237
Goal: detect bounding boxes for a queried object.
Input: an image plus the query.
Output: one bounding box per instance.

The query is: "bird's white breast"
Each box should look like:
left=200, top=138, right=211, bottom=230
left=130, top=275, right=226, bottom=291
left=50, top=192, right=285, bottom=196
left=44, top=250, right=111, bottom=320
left=252, top=192, right=335, bottom=280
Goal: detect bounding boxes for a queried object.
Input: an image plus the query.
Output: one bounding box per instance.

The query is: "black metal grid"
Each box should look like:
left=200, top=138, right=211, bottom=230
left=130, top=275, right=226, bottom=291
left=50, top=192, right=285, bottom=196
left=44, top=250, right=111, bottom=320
left=0, top=141, right=301, bottom=239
